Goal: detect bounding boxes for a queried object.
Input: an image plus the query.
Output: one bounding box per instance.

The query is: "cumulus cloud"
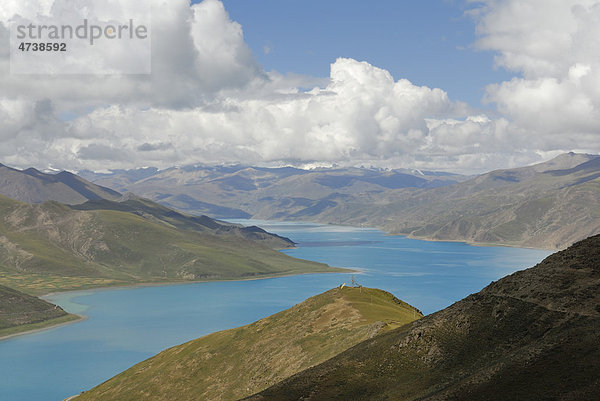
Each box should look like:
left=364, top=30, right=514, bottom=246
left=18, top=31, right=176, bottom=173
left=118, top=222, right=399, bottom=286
left=47, top=58, right=471, bottom=170
left=472, top=0, right=600, bottom=152
left=0, top=0, right=263, bottom=108
left=0, top=0, right=597, bottom=174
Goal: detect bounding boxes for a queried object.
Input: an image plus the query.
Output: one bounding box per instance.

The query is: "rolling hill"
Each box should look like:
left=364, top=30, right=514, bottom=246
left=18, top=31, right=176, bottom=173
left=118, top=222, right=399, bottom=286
left=0, top=194, right=341, bottom=295
left=76, top=287, right=423, bottom=401
left=245, top=234, right=600, bottom=400
left=0, top=284, right=79, bottom=338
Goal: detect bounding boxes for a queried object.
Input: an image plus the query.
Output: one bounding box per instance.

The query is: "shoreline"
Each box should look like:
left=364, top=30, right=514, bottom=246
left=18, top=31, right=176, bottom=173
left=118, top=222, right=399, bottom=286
left=5, top=269, right=354, bottom=342
left=243, top=217, right=557, bottom=251
left=294, top=219, right=557, bottom=251
left=40, top=267, right=353, bottom=299
left=0, top=313, right=86, bottom=342
left=1, top=219, right=552, bottom=343
left=398, top=232, right=559, bottom=251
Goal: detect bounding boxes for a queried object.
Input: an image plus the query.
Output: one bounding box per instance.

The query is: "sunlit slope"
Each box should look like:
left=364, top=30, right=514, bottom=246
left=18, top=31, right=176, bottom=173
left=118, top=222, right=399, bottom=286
left=77, top=287, right=422, bottom=401
left=0, top=195, right=340, bottom=295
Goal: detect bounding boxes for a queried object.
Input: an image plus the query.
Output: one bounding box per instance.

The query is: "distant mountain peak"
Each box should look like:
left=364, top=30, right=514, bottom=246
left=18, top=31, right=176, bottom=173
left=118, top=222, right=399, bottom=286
left=535, top=152, right=599, bottom=172
left=0, top=163, right=121, bottom=205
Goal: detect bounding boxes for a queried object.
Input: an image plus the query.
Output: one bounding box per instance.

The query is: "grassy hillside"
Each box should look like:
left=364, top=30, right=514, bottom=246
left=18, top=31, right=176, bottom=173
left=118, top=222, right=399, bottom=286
left=76, top=287, right=423, bottom=401
left=0, top=284, right=79, bottom=338
left=70, top=195, right=295, bottom=249
left=246, top=234, right=600, bottom=400
left=0, top=195, right=342, bottom=295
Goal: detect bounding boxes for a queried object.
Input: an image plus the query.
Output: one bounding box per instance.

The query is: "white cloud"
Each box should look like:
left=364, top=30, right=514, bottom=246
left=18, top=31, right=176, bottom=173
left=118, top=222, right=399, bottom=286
left=0, top=0, right=263, bottom=108
left=0, top=0, right=598, bottom=174
left=45, top=58, right=469, bottom=171
left=472, top=0, right=600, bottom=152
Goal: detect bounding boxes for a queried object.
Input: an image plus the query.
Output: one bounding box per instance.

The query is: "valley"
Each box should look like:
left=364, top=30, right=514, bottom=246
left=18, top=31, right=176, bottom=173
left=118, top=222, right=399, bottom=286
left=0, top=157, right=597, bottom=400
left=0, top=221, right=549, bottom=401
left=82, top=153, right=600, bottom=250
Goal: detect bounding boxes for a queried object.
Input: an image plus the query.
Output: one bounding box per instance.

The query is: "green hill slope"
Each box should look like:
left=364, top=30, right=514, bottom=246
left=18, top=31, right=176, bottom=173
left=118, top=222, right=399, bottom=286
left=70, top=195, right=295, bottom=249
left=0, top=195, right=341, bottom=295
left=0, top=284, right=78, bottom=338
left=246, top=235, right=600, bottom=400
left=76, top=287, right=423, bottom=401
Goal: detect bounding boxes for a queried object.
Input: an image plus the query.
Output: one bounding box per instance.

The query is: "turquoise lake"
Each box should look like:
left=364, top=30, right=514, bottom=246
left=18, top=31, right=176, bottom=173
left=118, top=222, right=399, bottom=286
left=0, top=221, right=550, bottom=401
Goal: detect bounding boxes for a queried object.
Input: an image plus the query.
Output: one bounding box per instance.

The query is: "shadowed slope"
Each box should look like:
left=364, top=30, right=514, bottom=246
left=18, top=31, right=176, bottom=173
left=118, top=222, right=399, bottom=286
left=246, top=235, right=600, bottom=401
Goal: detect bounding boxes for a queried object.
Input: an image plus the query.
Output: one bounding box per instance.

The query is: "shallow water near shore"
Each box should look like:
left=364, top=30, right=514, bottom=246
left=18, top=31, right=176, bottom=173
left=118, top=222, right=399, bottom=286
left=0, top=221, right=550, bottom=401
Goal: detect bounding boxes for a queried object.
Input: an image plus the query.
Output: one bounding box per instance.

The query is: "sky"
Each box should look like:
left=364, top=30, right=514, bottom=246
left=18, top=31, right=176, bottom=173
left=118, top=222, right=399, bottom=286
left=218, top=0, right=515, bottom=108
left=0, top=0, right=599, bottom=174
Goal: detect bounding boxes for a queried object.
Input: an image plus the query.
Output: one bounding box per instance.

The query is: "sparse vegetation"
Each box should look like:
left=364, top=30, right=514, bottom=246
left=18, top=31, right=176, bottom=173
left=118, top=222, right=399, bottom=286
left=76, top=287, right=422, bottom=401
left=246, top=234, right=600, bottom=400
left=0, top=284, right=79, bottom=338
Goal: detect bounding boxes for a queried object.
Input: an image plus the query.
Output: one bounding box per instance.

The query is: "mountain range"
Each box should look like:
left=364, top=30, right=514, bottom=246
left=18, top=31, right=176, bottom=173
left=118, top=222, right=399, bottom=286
left=80, top=153, right=600, bottom=249
left=0, top=163, right=121, bottom=205
left=330, top=152, right=600, bottom=249
left=79, top=165, right=466, bottom=220
left=0, top=166, right=342, bottom=296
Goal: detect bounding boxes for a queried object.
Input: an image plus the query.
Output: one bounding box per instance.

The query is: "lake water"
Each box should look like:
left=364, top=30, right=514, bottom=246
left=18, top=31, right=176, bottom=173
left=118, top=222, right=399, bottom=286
left=0, top=221, right=550, bottom=401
